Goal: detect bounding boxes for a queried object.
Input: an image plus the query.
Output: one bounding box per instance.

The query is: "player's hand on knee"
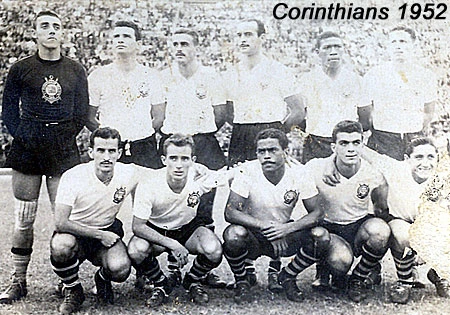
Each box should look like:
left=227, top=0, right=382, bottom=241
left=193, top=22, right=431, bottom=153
left=99, top=231, right=120, bottom=248
left=262, top=221, right=291, bottom=241
left=170, top=244, right=189, bottom=267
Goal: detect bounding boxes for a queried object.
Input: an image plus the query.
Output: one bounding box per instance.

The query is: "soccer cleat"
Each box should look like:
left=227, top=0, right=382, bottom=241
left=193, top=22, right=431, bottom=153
left=135, top=272, right=154, bottom=293
left=330, top=274, right=348, bottom=292
left=311, top=268, right=330, bottom=292
left=233, top=280, right=252, bottom=303
left=59, top=284, right=85, bottom=315
left=268, top=272, right=284, bottom=294
left=167, top=269, right=182, bottom=289
left=348, top=278, right=370, bottom=302
left=427, top=269, right=450, bottom=298
left=246, top=271, right=257, bottom=287
left=200, top=272, right=227, bottom=289
left=389, top=281, right=411, bottom=304
left=0, top=278, right=27, bottom=304
left=366, top=262, right=382, bottom=286
left=95, top=270, right=114, bottom=305
left=278, top=273, right=303, bottom=302
left=146, top=287, right=168, bottom=307
left=187, top=282, right=209, bottom=304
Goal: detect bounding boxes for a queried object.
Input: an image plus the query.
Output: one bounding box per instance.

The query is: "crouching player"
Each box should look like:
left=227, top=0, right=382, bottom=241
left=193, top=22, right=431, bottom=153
left=309, top=120, right=391, bottom=302
left=223, top=128, right=351, bottom=303
left=127, top=134, right=224, bottom=306
left=50, top=127, right=150, bottom=314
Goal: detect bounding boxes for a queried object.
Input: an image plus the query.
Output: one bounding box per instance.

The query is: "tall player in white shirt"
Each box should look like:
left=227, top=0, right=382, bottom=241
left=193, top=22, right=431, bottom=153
left=50, top=127, right=150, bottom=314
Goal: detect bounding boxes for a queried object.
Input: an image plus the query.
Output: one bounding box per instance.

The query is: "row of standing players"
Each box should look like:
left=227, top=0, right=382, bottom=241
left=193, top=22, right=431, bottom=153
left=0, top=10, right=445, bottom=314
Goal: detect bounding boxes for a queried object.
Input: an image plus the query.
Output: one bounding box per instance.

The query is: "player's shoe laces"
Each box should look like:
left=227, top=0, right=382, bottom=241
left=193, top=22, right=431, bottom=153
left=428, top=269, right=450, bottom=298
left=389, top=281, right=411, bottom=304
left=95, top=270, right=114, bottom=305
left=348, top=278, right=370, bottom=302
left=278, top=272, right=304, bottom=302
left=200, top=272, right=227, bottom=289
left=0, top=277, right=27, bottom=304
left=268, top=271, right=284, bottom=294
left=59, top=284, right=85, bottom=315
left=187, top=282, right=209, bottom=304
left=146, top=287, right=168, bottom=307
left=233, top=280, right=252, bottom=303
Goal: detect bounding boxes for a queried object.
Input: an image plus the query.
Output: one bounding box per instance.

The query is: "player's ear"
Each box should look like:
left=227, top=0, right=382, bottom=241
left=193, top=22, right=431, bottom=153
left=30, top=29, right=37, bottom=39
left=88, top=147, right=94, bottom=159
left=117, top=148, right=123, bottom=159
left=404, top=154, right=409, bottom=160
left=331, top=143, right=336, bottom=153
left=161, top=155, right=167, bottom=166
left=192, top=155, right=197, bottom=163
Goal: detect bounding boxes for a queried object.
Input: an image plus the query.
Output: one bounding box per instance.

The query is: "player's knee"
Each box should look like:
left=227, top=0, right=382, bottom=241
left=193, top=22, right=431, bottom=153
left=327, top=235, right=353, bottom=276
left=106, top=257, right=131, bottom=283
left=311, top=226, right=331, bottom=253
left=201, top=237, right=223, bottom=263
left=14, top=199, right=38, bottom=231
left=363, top=218, right=391, bottom=248
left=127, top=237, right=151, bottom=263
left=223, top=225, right=248, bottom=246
left=389, top=220, right=410, bottom=250
left=50, top=233, right=78, bottom=261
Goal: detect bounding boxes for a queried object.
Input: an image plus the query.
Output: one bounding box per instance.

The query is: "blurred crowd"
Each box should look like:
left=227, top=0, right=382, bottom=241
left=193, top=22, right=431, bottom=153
left=0, top=0, right=449, bottom=164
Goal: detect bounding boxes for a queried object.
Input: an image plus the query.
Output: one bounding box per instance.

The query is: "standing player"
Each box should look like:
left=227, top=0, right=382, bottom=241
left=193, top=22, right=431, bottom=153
left=223, top=128, right=351, bottom=303
left=359, top=26, right=437, bottom=160
left=300, top=31, right=363, bottom=164
left=127, top=134, right=224, bottom=306
left=225, top=19, right=304, bottom=167
left=157, top=28, right=228, bottom=288
left=50, top=127, right=149, bottom=314
left=88, top=21, right=165, bottom=169
left=0, top=11, right=89, bottom=304
left=307, top=120, right=391, bottom=302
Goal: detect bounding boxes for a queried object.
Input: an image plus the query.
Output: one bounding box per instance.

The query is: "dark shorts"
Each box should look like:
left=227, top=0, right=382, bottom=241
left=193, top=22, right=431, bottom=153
left=146, top=216, right=213, bottom=246
left=159, top=132, right=225, bottom=171
left=367, top=129, right=423, bottom=161
left=119, top=134, right=163, bottom=169
left=247, top=227, right=312, bottom=260
left=6, top=120, right=80, bottom=176
left=302, top=134, right=334, bottom=164
left=228, top=121, right=283, bottom=167
left=322, top=215, right=374, bottom=254
left=68, top=219, right=124, bottom=265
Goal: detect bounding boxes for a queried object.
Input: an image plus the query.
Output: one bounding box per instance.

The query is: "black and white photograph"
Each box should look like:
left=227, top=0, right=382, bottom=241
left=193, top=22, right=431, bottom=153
left=0, top=0, right=449, bottom=314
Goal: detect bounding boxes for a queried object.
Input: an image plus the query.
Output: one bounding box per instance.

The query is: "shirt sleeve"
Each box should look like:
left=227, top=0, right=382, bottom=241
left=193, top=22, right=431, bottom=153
left=423, top=69, right=438, bottom=103
left=294, top=166, right=319, bottom=200
left=148, top=71, right=166, bottom=105
left=230, top=165, right=251, bottom=198
left=87, top=68, right=102, bottom=108
left=210, top=71, right=227, bottom=106
left=1, top=62, right=22, bottom=136
left=279, top=65, right=298, bottom=99
left=55, top=170, right=79, bottom=207
left=73, top=63, right=89, bottom=132
left=133, top=180, right=154, bottom=220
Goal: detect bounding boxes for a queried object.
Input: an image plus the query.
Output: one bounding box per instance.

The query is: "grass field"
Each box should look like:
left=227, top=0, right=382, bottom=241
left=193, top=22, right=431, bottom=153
left=0, top=175, right=450, bottom=315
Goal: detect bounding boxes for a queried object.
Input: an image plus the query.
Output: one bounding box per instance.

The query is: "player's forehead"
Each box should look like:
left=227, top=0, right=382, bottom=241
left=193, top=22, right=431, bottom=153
left=236, top=21, right=258, bottom=34
left=319, top=37, right=343, bottom=48
left=166, top=144, right=193, bottom=157
left=335, top=132, right=362, bottom=142
left=113, top=26, right=136, bottom=39
left=389, top=30, right=412, bottom=42
left=171, top=33, right=195, bottom=45
left=256, top=138, right=282, bottom=149
left=410, top=144, right=437, bottom=157
left=93, top=137, right=119, bottom=149
left=36, top=15, right=62, bottom=27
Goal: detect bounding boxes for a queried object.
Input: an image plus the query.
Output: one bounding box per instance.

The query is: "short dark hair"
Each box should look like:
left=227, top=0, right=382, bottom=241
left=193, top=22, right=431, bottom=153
left=34, top=10, right=61, bottom=28
left=89, top=127, right=121, bottom=147
left=241, top=19, right=266, bottom=37
left=315, top=31, right=342, bottom=50
left=332, top=120, right=363, bottom=143
left=255, top=128, right=289, bottom=150
left=163, top=133, right=195, bottom=156
left=405, top=137, right=437, bottom=157
left=390, top=26, right=416, bottom=41
left=114, top=20, right=141, bottom=41
left=173, top=28, right=199, bottom=46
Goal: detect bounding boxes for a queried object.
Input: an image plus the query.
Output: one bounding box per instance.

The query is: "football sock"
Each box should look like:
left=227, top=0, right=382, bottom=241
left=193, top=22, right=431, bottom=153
left=51, top=255, right=80, bottom=288
left=352, top=244, right=385, bottom=281
left=11, top=247, right=32, bottom=282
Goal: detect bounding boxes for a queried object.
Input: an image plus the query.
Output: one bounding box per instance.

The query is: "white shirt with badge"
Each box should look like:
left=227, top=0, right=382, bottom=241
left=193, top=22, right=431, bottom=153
left=231, top=160, right=318, bottom=223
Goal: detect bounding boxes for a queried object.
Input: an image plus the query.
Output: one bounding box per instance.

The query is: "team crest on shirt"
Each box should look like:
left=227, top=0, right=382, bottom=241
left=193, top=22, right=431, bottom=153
left=42, top=75, right=62, bottom=104
left=113, top=186, right=127, bottom=204
left=356, top=184, right=370, bottom=199
left=195, top=84, right=207, bottom=99
left=284, top=190, right=298, bottom=205
left=187, top=191, right=201, bottom=208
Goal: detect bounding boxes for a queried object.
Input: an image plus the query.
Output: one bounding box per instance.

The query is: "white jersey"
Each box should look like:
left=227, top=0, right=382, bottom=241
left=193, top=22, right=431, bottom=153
left=160, top=65, right=226, bottom=135
left=133, top=167, right=220, bottom=230
left=88, top=63, right=164, bottom=141
left=307, top=157, right=385, bottom=225
left=299, top=66, right=362, bottom=137
left=224, top=56, right=297, bottom=124
left=56, top=162, right=150, bottom=229
left=231, top=160, right=318, bottom=223
left=360, top=61, right=437, bottom=133
left=367, top=154, right=428, bottom=223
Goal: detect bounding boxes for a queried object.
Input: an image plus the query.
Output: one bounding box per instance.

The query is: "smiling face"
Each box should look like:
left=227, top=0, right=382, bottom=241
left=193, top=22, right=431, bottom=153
left=35, top=14, right=63, bottom=50
left=170, top=33, right=197, bottom=66
left=387, top=30, right=414, bottom=63
left=318, top=36, right=344, bottom=70
left=162, top=144, right=196, bottom=182
left=332, top=132, right=363, bottom=166
left=405, top=144, right=437, bottom=184
left=256, top=138, right=286, bottom=173
left=112, top=26, right=138, bottom=56
left=235, top=21, right=263, bottom=57
left=89, top=137, right=122, bottom=175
